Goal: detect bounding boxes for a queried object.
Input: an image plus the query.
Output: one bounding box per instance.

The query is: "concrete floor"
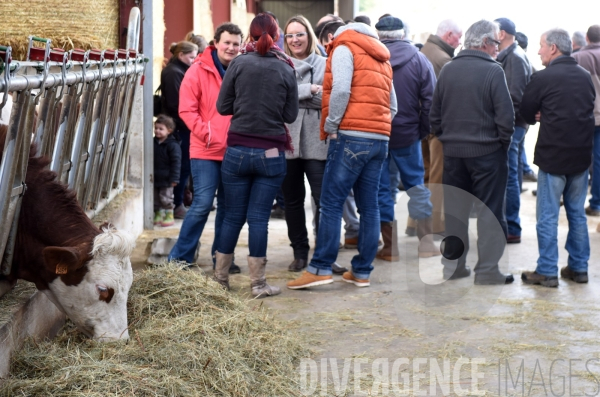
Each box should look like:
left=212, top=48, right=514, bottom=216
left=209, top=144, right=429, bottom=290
left=131, top=130, right=600, bottom=396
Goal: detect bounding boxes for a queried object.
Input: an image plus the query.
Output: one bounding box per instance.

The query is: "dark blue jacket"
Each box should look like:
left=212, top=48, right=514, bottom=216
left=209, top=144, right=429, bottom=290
left=383, top=39, right=436, bottom=148
left=154, top=135, right=182, bottom=188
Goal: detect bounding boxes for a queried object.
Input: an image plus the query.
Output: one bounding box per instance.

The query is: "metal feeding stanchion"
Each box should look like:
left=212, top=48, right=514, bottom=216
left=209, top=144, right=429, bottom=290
left=0, top=18, right=146, bottom=277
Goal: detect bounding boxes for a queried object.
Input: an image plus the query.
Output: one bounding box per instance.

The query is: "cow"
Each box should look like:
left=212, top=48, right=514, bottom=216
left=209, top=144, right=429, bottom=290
left=0, top=124, right=135, bottom=341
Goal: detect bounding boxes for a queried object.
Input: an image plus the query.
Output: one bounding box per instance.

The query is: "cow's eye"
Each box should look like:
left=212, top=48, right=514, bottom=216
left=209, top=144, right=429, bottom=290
left=97, top=285, right=108, bottom=294
left=96, top=284, right=115, bottom=303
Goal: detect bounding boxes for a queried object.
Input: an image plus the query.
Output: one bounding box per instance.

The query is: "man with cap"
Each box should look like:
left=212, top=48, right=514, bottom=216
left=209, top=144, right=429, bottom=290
left=374, top=16, right=439, bottom=261
left=287, top=18, right=397, bottom=290
left=495, top=17, right=532, bottom=245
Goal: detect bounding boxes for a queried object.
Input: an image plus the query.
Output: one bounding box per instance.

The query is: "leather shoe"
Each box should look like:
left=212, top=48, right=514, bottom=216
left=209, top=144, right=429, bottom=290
left=474, top=272, right=514, bottom=285
left=331, top=262, right=348, bottom=275
left=585, top=206, right=600, bottom=216
left=560, top=266, right=588, bottom=283
left=288, top=259, right=307, bottom=272
left=521, top=271, right=558, bottom=288
left=507, top=234, right=521, bottom=244
left=443, top=265, right=471, bottom=280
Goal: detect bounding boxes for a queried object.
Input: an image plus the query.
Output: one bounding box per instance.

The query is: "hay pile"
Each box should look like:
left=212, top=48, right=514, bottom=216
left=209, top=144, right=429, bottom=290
left=0, top=264, right=310, bottom=396
left=0, top=0, right=119, bottom=61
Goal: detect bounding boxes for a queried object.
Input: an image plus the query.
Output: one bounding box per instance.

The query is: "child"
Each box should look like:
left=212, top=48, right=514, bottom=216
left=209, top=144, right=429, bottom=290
left=154, top=114, right=181, bottom=226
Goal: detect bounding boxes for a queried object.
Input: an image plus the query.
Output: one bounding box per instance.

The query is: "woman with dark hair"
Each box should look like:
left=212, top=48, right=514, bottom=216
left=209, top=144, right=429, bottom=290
left=214, top=13, right=299, bottom=297
left=280, top=15, right=328, bottom=272
left=160, top=41, right=198, bottom=219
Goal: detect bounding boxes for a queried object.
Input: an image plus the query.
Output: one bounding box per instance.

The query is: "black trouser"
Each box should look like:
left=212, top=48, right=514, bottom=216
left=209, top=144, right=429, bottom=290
left=173, top=129, right=190, bottom=207
left=281, top=159, right=326, bottom=260
left=442, top=148, right=508, bottom=276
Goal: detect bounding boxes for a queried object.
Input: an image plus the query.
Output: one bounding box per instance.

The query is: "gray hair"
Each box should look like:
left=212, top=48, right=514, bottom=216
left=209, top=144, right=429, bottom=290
left=436, top=19, right=462, bottom=36
left=378, top=29, right=405, bottom=40
left=572, top=31, right=587, bottom=47
left=544, top=28, right=572, bottom=55
left=464, top=20, right=500, bottom=49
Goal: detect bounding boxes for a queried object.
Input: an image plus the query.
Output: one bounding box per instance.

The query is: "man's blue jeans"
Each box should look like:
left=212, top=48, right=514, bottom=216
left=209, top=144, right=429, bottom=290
left=379, top=139, right=433, bottom=223
left=588, top=126, right=600, bottom=210
left=217, top=146, right=286, bottom=258
left=506, top=126, right=526, bottom=236
left=169, top=159, right=224, bottom=264
left=307, top=134, right=388, bottom=279
left=535, top=170, right=590, bottom=277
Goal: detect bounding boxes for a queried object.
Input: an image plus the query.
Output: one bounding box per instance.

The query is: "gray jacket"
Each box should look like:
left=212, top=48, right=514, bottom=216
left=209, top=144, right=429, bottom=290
left=286, top=52, right=328, bottom=160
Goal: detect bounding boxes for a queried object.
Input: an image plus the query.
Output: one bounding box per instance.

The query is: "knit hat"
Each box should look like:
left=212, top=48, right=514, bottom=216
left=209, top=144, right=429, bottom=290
left=494, top=18, right=516, bottom=36
left=375, top=16, right=404, bottom=31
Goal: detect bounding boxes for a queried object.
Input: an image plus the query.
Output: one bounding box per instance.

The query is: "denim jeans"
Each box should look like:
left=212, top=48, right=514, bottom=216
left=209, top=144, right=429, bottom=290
left=218, top=146, right=287, bottom=258
left=379, top=140, right=433, bottom=223
left=308, top=134, right=388, bottom=279
left=169, top=159, right=224, bottom=264
left=442, top=149, right=508, bottom=276
left=281, top=159, right=326, bottom=260
left=588, top=126, right=600, bottom=210
left=173, top=129, right=190, bottom=207
left=535, top=170, right=590, bottom=276
left=506, top=126, right=526, bottom=236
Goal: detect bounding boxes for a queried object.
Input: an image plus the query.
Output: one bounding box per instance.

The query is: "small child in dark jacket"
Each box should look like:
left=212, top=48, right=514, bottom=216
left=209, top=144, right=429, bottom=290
left=154, top=115, right=181, bottom=226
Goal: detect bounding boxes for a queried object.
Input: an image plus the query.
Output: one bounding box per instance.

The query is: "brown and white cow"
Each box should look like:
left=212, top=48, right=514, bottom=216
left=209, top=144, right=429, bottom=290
left=0, top=125, right=135, bottom=341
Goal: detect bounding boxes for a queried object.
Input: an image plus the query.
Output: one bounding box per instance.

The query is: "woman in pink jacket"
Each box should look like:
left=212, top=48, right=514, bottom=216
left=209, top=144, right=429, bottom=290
left=169, top=23, right=243, bottom=269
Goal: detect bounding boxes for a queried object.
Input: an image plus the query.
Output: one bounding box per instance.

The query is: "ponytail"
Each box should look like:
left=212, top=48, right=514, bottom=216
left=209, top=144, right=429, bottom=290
left=249, top=13, right=279, bottom=55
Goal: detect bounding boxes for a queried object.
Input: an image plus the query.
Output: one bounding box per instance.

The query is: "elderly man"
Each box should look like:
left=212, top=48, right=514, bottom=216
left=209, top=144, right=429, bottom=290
left=374, top=16, right=438, bottom=261
left=573, top=26, right=600, bottom=217
left=288, top=22, right=397, bottom=289
left=430, top=19, right=515, bottom=285
left=521, top=29, right=595, bottom=288
left=572, top=31, right=587, bottom=53
left=406, top=19, right=463, bottom=238
left=495, top=18, right=532, bottom=244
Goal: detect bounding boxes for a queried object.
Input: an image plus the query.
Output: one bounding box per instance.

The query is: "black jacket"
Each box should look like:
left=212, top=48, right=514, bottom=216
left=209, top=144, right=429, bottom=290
left=496, top=42, right=532, bottom=129
left=154, top=135, right=182, bottom=188
left=430, top=49, right=514, bottom=158
left=520, top=56, right=596, bottom=175
left=216, top=52, right=298, bottom=136
left=160, top=58, right=190, bottom=133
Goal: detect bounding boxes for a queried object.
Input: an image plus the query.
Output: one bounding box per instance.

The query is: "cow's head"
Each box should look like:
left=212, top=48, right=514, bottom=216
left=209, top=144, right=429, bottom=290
left=41, top=225, right=135, bottom=341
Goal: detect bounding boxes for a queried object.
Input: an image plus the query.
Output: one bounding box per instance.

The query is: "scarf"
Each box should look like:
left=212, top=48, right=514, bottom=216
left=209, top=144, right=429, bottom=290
left=211, top=49, right=227, bottom=78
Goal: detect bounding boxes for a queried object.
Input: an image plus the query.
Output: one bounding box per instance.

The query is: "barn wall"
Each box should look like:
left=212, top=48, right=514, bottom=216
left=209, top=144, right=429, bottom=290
left=258, top=0, right=333, bottom=29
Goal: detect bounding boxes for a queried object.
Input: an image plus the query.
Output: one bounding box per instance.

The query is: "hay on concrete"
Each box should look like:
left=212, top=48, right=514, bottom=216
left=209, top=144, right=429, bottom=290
left=0, top=264, right=310, bottom=396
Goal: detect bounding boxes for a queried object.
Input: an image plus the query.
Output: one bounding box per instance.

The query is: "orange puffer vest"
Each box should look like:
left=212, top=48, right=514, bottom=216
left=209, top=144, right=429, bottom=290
left=320, top=29, right=393, bottom=141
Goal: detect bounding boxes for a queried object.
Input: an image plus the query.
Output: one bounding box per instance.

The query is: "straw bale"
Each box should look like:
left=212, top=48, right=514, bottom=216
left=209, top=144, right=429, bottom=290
left=0, top=0, right=119, bottom=61
left=0, top=264, right=310, bottom=396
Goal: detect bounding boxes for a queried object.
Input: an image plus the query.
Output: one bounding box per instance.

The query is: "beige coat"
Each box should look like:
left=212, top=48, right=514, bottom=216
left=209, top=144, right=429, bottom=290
left=420, top=34, right=455, bottom=78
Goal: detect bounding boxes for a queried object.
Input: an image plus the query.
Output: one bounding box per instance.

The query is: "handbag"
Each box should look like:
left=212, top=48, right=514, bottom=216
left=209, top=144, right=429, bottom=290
left=153, top=85, right=162, bottom=117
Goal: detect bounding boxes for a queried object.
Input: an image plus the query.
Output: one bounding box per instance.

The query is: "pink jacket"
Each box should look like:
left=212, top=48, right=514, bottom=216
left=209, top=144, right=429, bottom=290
left=179, top=46, right=231, bottom=160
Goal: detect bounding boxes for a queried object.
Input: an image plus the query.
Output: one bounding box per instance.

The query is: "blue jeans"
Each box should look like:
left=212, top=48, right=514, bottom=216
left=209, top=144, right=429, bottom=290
left=506, top=126, right=526, bottom=236
left=379, top=140, right=432, bottom=223
left=218, top=146, right=286, bottom=257
left=308, top=134, right=388, bottom=279
left=169, top=159, right=224, bottom=264
left=535, top=170, right=590, bottom=276
left=588, top=126, right=600, bottom=210
left=173, top=129, right=190, bottom=207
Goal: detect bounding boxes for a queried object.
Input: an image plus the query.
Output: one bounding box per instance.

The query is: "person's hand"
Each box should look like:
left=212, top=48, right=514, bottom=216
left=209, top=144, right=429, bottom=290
left=535, top=111, right=541, bottom=122
left=329, top=133, right=338, bottom=140
left=311, top=84, right=322, bottom=95
left=172, top=182, right=178, bottom=187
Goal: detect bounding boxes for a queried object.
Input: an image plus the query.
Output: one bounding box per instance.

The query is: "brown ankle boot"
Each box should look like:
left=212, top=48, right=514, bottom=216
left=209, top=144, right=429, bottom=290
left=417, top=218, right=441, bottom=258
left=247, top=256, right=281, bottom=298
left=214, top=251, right=233, bottom=290
left=376, top=220, right=399, bottom=261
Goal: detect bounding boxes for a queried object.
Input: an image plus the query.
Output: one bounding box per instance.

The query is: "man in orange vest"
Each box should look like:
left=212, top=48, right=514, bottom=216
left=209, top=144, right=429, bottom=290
left=288, top=21, right=397, bottom=290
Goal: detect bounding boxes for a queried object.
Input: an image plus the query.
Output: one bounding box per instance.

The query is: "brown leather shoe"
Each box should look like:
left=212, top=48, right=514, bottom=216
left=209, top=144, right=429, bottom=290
left=344, top=237, right=358, bottom=249
left=288, top=259, right=307, bottom=272
left=560, top=266, right=588, bottom=283
left=331, top=262, right=348, bottom=275
left=521, top=271, right=559, bottom=287
left=507, top=234, right=521, bottom=244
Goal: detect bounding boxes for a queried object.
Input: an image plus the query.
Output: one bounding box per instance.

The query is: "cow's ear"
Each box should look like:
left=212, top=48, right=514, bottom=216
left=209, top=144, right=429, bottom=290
left=42, top=247, right=86, bottom=275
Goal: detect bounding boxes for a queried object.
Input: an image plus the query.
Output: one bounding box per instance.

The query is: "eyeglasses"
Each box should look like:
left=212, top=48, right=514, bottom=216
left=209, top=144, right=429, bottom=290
left=487, top=38, right=501, bottom=47
left=284, top=32, right=307, bottom=40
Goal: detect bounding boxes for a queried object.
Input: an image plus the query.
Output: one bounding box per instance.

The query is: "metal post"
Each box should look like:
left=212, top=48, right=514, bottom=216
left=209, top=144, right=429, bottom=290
left=142, top=0, right=154, bottom=229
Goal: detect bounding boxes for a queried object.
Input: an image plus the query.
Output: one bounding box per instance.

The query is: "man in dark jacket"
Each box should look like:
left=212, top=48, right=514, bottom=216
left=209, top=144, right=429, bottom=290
left=495, top=18, right=532, bottom=244
left=374, top=16, right=439, bottom=261
left=430, top=19, right=515, bottom=285
left=520, top=28, right=596, bottom=288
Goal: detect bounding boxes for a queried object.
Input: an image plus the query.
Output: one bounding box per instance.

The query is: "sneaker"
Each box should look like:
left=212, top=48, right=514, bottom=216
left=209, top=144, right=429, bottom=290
left=270, top=205, right=285, bottom=219
left=523, top=171, right=537, bottom=182
left=153, top=210, right=164, bottom=225
left=585, top=206, right=600, bottom=216
left=344, top=237, right=358, bottom=249
left=342, top=271, right=370, bottom=287
left=174, top=204, right=188, bottom=219
left=560, top=266, right=588, bottom=283
left=521, top=271, right=559, bottom=288
left=287, top=271, right=333, bottom=289
left=161, top=209, right=175, bottom=227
